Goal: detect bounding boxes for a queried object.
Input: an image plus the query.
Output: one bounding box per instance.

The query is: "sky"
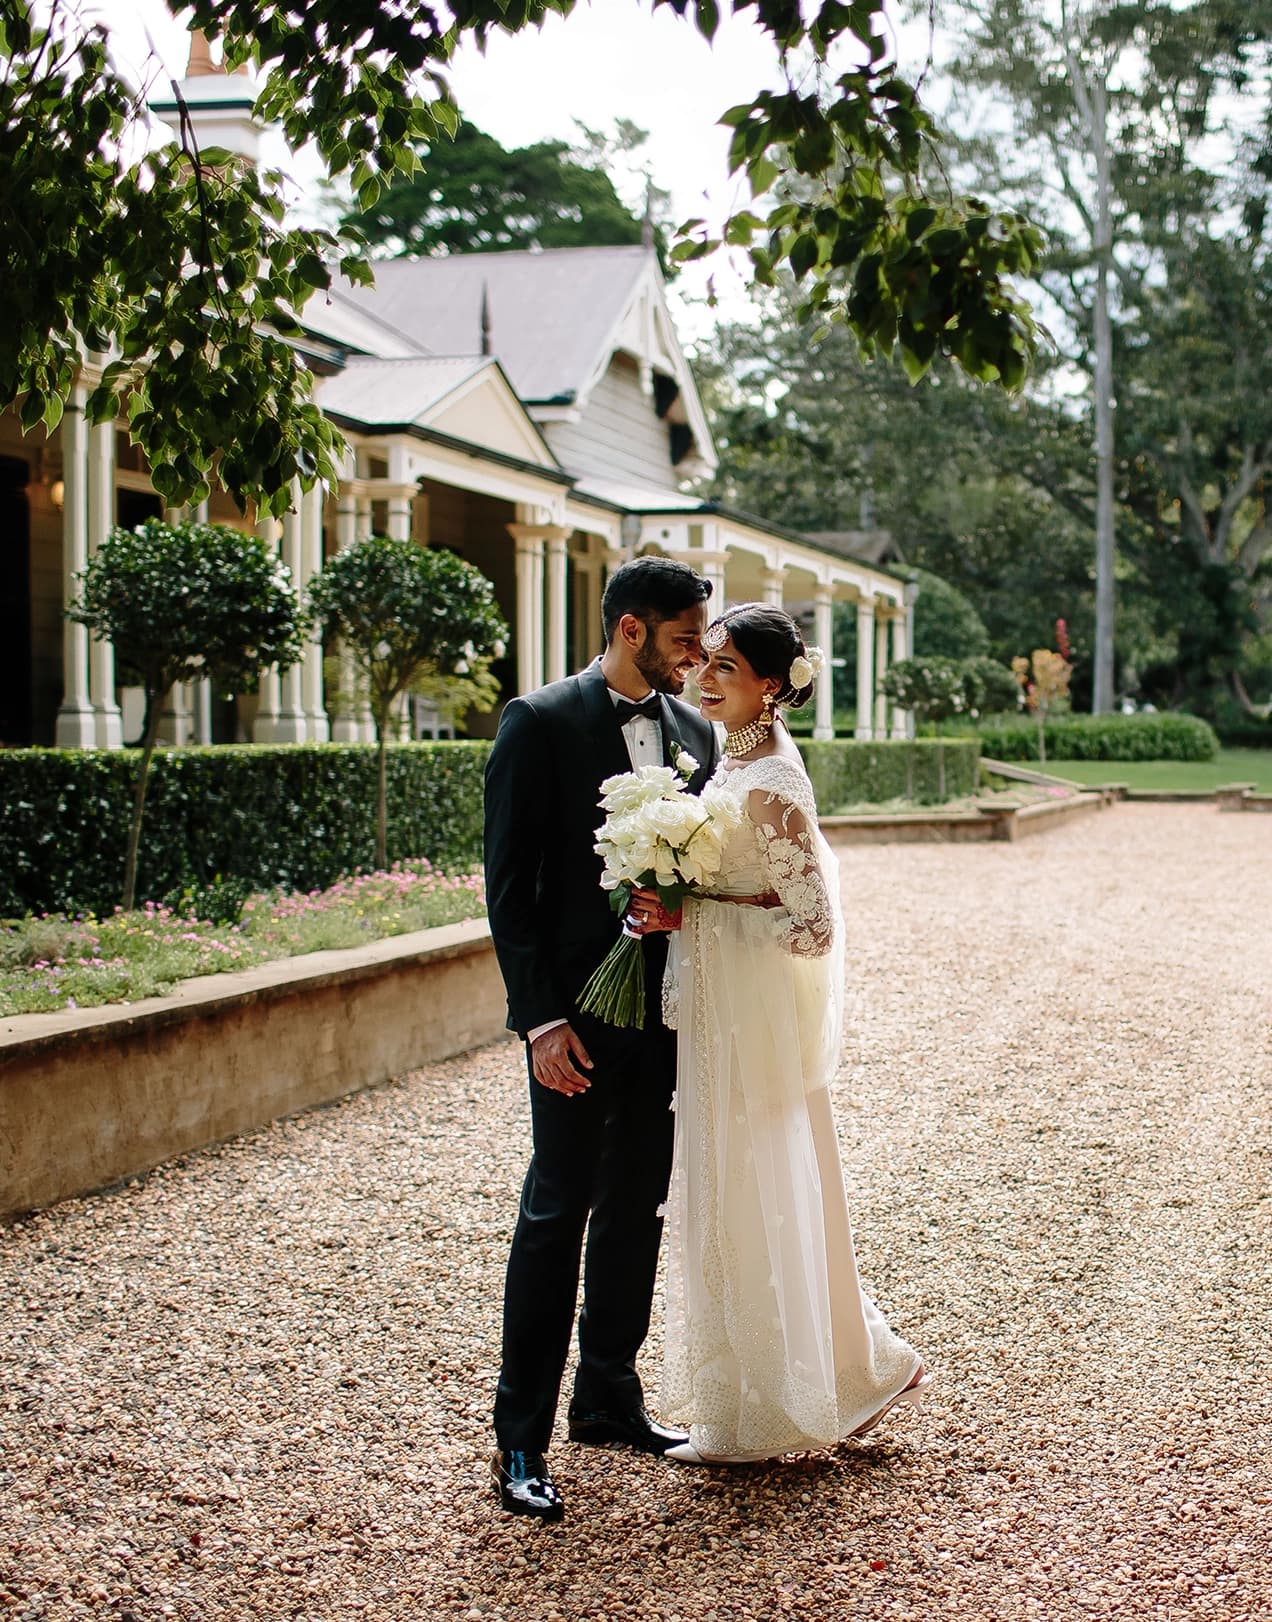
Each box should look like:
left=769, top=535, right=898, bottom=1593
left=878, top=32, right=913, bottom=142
left=90, top=0, right=940, bottom=339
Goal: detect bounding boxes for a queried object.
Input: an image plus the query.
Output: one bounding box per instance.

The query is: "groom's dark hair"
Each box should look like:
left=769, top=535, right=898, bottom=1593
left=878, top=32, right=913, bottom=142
left=601, top=556, right=712, bottom=643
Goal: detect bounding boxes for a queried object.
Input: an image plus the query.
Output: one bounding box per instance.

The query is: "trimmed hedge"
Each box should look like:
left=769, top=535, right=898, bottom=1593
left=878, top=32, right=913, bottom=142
left=798, top=738, right=981, bottom=811
left=977, top=712, right=1219, bottom=764
left=1214, top=719, right=1272, bottom=749
left=0, top=742, right=491, bottom=919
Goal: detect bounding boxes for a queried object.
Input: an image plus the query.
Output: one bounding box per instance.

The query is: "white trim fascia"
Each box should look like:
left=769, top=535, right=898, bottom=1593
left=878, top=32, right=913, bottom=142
left=571, top=257, right=718, bottom=473
left=405, top=438, right=568, bottom=521
left=417, top=362, right=562, bottom=471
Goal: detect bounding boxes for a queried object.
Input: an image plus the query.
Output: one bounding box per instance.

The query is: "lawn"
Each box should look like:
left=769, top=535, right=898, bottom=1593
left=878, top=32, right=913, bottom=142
left=1043, top=748, right=1272, bottom=793
left=0, top=860, right=486, bottom=1017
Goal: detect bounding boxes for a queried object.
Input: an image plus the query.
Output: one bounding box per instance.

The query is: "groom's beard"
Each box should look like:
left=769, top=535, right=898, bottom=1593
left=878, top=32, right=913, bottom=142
left=635, top=638, right=691, bottom=696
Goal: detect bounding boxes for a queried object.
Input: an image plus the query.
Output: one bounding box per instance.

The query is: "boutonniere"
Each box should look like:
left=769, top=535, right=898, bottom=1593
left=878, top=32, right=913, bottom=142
left=669, top=740, right=699, bottom=782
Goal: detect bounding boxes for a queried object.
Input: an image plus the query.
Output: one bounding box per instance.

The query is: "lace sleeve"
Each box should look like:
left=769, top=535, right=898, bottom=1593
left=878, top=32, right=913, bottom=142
left=747, top=787, right=835, bottom=958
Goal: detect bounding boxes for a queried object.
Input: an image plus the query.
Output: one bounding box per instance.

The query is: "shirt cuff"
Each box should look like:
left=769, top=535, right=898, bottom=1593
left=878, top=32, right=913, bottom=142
left=527, top=1018, right=568, bottom=1044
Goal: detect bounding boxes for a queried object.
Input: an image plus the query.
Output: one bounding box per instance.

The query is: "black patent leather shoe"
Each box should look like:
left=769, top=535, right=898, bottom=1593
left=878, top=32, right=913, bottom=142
left=490, top=1450, right=564, bottom=1521
left=566, top=1402, right=688, bottom=1455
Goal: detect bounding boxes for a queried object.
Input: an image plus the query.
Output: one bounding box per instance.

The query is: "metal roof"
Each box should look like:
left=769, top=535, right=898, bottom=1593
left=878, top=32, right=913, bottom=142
left=335, top=245, right=653, bottom=403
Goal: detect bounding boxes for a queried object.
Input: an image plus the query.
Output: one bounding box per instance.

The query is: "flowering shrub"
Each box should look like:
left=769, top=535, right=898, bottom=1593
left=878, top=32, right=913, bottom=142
left=0, top=860, right=486, bottom=1017
left=880, top=657, right=970, bottom=729
left=1012, top=629, right=1074, bottom=765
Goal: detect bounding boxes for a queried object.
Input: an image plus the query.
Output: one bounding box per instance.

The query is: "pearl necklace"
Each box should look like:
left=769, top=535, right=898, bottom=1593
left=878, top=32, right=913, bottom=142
left=722, top=713, right=773, bottom=758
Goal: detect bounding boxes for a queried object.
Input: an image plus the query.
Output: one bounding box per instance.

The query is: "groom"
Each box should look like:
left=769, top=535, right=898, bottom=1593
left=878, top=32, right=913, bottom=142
left=484, top=555, right=718, bottom=1520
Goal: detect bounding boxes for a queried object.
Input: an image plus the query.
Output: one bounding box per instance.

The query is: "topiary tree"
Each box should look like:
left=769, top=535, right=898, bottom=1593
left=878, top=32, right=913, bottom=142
left=881, top=657, right=971, bottom=732
left=910, top=567, right=991, bottom=661
left=962, top=656, right=1022, bottom=722
left=69, top=518, right=307, bottom=910
left=308, top=535, right=507, bottom=868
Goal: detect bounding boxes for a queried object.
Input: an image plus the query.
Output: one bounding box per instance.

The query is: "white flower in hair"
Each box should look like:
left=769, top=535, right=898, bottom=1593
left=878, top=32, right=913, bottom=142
left=789, top=648, right=820, bottom=688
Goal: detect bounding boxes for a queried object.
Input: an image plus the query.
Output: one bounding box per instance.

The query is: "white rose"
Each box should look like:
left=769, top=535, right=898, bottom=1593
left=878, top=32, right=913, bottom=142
left=671, top=744, right=699, bottom=780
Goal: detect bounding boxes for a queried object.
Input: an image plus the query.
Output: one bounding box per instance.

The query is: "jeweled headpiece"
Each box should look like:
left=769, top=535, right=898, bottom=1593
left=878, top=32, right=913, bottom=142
left=701, top=619, right=731, bottom=652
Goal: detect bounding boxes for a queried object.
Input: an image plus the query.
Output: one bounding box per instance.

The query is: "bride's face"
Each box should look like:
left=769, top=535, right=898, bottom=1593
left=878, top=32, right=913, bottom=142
left=697, top=636, right=780, bottom=730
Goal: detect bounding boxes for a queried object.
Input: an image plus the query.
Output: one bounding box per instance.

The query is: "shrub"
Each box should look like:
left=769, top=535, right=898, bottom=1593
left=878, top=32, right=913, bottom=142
left=963, top=656, right=1021, bottom=719
left=0, top=741, right=491, bottom=919
left=909, top=567, right=990, bottom=660
left=798, top=739, right=981, bottom=809
left=976, top=713, right=1219, bottom=764
left=69, top=518, right=308, bottom=909
left=880, top=657, right=971, bottom=729
left=308, top=535, right=507, bottom=867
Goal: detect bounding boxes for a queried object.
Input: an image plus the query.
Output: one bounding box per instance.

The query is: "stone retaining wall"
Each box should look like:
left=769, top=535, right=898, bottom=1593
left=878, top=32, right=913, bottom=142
left=0, top=920, right=510, bottom=1221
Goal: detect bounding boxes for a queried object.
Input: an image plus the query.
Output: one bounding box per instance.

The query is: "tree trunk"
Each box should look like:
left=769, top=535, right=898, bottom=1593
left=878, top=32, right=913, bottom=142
left=375, top=722, right=388, bottom=872
left=1090, top=76, right=1117, bottom=714
left=121, top=687, right=165, bottom=913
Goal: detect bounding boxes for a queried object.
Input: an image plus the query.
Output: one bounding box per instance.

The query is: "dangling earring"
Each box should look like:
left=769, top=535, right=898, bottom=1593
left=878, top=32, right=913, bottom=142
left=722, top=689, right=778, bottom=758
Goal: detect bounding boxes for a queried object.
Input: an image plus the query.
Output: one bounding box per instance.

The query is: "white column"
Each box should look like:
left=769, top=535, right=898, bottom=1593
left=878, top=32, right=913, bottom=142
left=902, top=581, right=918, bottom=739
left=301, top=483, right=329, bottom=741
left=87, top=418, right=122, bottom=748
left=761, top=565, right=785, bottom=609
left=330, top=484, right=361, bottom=743
left=158, top=683, right=192, bottom=746
left=890, top=611, right=909, bottom=739
left=272, top=493, right=307, bottom=740
left=509, top=524, right=545, bottom=695
left=55, top=386, right=97, bottom=747
left=252, top=516, right=285, bottom=742
left=386, top=443, right=415, bottom=542
left=855, top=595, right=876, bottom=740
left=813, top=587, right=835, bottom=742
left=189, top=498, right=213, bottom=745
left=874, top=612, right=891, bottom=739
left=545, top=527, right=570, bottom=684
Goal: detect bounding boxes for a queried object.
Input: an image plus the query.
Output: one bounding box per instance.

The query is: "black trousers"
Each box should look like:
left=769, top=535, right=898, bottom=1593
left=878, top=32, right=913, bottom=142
left=493, top=1007, right=677, bottom=1452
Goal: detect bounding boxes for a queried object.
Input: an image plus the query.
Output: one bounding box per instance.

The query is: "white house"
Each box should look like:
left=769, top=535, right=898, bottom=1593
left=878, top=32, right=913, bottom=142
left=0, top=37, right=913, bottom=752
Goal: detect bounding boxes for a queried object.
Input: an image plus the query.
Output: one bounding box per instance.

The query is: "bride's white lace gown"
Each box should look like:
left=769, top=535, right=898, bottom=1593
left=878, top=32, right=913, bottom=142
left=661, top=752, right=921, bottom=1457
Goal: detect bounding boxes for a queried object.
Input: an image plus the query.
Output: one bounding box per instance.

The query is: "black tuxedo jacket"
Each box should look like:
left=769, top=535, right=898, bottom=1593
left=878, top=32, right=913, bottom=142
left=484, top=660, right=720, bottom=1038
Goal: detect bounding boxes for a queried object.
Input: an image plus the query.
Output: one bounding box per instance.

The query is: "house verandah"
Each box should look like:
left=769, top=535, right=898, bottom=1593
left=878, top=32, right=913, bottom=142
left=1, top=388, right=913, bottom=753
left=1, top=363, right=913, bottom=751
left=0, top=36, right=915, bottom=755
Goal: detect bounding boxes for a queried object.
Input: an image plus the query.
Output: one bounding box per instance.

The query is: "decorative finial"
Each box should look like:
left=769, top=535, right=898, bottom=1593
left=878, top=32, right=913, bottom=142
left=186, top=29, right=216, bottom=76
left=641, top=174, right=654, bottom=249
left=185, top=28, right=252, bottom=78
left=480, top=283, right=492, bottom=356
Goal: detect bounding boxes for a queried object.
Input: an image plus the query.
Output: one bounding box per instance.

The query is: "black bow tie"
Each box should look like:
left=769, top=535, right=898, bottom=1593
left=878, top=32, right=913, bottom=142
left=614, top=694, right=662, bottom=725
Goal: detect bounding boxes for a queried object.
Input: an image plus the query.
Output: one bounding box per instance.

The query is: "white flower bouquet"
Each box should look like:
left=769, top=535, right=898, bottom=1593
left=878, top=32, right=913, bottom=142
left=577, top=745, right=741, bottom=1029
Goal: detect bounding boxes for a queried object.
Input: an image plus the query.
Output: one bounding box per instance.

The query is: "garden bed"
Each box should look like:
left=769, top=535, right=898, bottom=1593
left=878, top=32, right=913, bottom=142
left=0, top=917, right=510, bottom=1221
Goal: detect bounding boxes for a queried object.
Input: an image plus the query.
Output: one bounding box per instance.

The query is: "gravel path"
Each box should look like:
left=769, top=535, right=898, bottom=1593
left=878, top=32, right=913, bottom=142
left=2, top=804, right=1270, bottom=1622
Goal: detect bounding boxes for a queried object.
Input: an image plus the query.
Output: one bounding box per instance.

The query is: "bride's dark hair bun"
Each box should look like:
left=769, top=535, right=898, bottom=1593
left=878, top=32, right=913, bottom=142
left=706, top=603, right=815, bottom=709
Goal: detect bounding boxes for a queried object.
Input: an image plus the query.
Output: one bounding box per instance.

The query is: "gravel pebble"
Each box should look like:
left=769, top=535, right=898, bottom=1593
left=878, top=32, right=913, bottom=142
left=2, top=805, right=1270, bottom=1620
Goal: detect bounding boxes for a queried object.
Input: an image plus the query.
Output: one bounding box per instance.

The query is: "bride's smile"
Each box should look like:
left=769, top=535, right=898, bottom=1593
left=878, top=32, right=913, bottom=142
left=697, top=639, right=779, bottom=731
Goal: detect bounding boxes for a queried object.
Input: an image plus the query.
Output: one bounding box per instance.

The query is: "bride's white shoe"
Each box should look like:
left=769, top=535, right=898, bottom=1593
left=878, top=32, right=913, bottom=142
left=664, top=1442, right=778, bottom=1465
left=846, top=1367, right=934, bottom=1440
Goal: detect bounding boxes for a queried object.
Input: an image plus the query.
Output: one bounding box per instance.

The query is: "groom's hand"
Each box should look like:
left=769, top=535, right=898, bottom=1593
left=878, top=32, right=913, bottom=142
left=530, top=1023, right=594, bottom=1096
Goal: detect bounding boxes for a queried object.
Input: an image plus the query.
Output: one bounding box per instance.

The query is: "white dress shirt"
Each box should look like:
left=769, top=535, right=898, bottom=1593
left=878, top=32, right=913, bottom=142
left=527, top=687, right=662, bottom=1044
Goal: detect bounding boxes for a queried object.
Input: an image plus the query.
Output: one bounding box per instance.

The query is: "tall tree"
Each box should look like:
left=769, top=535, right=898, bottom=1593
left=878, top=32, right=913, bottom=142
left=1, top=0, right=1044, bottom=516
left=697, top=282, right=1099, bottom=667
left=345, top=121, right=650, bottom=258
left=949, top=0, right=1272, bottom=709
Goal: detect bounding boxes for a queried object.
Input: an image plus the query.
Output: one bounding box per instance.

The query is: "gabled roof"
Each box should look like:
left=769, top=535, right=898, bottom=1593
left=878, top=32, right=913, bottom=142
left=316, top=356, right=490, bottom=423
left=300, top=290, right=429, bottom=360
left=335, top=245, right=653, bottom=404
left=314, top=355, right=561, bottom=471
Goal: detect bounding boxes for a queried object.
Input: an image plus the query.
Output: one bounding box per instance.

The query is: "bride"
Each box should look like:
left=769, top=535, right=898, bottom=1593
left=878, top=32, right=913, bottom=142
left=655, top=604, right=929, bottom=1465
